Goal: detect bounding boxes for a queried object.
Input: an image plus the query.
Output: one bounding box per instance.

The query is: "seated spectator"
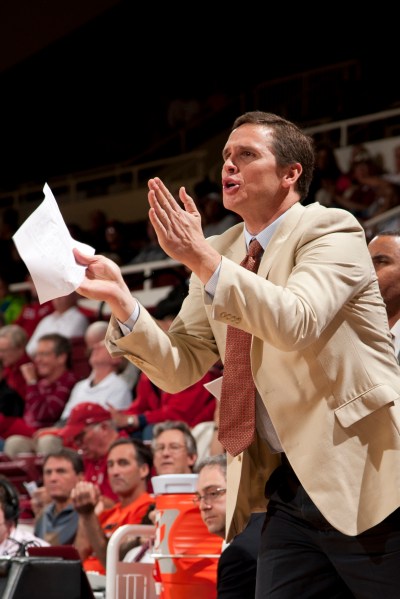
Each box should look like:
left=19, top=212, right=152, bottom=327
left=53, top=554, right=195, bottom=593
left=304, top=142, right=352, bottom=207
left=192, top=402, right=225, bottom=462
left=193, top=176, right=239, bottom=237
left=14, top=274, right=54, bottom=338
left=0, top=272, right=26, bottom=325
left=26, top=292, right=89, bottom=358
left=59, top=330, right=132, bottom=422
left=151, top=420, right=198, bottom=475
left=0, top=324, right=31, bottom=399
left=107, top=289, right=219, bottom=441
left=335, top=148, right=397, bottom=220
left=86, top=209, right=109, bottom=253
left=103, top=220, right=135, bottom=266
left=0, top=476, right=49, bottom=556
left=85, top=320, right=139, bottom=391
left=0, top=359, right=25, bottom=446
left=121, top=420, right=198, bottom=562
left=32, top=448, right=84, bottom=546
left=129, top=218, right=168, bottom=265
left=71, top=437, right=153, bottom=574
left=108, top=367, right=217, bottom=441
left=3, top=334, right=78, bottom=457
left=195, top=454, right=264, bottom=598
left=34, top=325, right=132, bottom=454
left=51, top=403, right=127, bottom=503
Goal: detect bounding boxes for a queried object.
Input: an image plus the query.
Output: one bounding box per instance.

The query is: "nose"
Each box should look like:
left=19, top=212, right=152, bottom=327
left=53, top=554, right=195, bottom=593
left=222, top=156, right=237, bottom=175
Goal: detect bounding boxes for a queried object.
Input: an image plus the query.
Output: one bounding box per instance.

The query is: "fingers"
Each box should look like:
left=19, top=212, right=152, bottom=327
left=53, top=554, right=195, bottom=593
left=148, top=178, right=200, bottom=220
left=148, top=177, right=176, bottom=209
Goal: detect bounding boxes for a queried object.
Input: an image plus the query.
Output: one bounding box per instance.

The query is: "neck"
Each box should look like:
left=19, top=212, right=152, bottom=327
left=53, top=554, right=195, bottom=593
left=44, top=366, right=66, bottom=384
left=53, top=498, right=70, bottom=514
left=119, top=483, right=147, bottom=508
left=243, top=196, right=299, bottom=236
left=91, top=366, right=114, bottom=384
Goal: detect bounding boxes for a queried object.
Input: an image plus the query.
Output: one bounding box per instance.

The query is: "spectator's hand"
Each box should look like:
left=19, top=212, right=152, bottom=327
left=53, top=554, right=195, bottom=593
left=20, top=362, right=37, bottom=385
left=31, top=486, right=51, bottom=516
left=71, top=481, right=101, bottom=515
left=107, top=403, right=137, bottom=429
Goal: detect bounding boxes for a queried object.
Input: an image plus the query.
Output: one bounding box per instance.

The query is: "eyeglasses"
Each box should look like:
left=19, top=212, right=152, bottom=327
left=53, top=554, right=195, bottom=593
left=193, top=488, right=226, bottom=505
left=35, top=350, right=55, bottom=358
left=153, top=443, right=186, bottom=454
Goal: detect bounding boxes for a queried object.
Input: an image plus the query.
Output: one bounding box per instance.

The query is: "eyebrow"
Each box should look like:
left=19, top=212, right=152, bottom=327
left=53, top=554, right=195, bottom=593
left=199, top=484, right=222, bottom=493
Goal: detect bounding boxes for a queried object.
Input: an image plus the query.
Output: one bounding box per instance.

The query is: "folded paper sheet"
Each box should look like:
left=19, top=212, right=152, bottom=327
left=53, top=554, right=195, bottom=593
left=13, top=183, right=95, bottom=304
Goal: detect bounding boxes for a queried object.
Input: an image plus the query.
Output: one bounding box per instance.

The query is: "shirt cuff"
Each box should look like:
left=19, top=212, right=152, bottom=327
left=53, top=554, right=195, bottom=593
left=205, top=261, right=222, bottom=299
left=118, top=302, right=140, bottom=335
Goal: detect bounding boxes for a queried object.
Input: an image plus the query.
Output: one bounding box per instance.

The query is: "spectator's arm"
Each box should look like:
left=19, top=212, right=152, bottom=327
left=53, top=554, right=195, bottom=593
left=71, top=481, right=107, bottom=566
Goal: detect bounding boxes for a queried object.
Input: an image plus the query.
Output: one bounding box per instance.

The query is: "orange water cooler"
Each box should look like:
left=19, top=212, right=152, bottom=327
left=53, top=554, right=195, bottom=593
left=152, top=474, right=222, bottom=599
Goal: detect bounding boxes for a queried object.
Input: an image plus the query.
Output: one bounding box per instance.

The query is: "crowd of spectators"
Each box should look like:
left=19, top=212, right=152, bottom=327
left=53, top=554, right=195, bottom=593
left=0, top=245, right=225, bottom=587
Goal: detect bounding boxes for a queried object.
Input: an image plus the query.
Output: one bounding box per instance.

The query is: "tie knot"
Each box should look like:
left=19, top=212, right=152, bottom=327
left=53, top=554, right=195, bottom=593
left=248, top=238, right=263, bottom=259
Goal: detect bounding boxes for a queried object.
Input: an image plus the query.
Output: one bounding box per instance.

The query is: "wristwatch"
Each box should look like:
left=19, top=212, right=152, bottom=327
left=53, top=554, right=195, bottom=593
left=127, top=415, right=135, bottom=427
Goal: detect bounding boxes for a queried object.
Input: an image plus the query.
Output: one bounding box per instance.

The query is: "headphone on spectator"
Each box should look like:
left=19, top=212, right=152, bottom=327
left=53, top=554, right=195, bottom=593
left=0, top=477, right=19, bottom=522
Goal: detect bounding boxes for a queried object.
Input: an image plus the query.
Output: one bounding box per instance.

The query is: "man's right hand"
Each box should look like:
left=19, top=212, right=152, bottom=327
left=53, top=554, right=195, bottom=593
left=73, top=249, right=137, bottom=322
left=71, top=480, right=101, bottom=515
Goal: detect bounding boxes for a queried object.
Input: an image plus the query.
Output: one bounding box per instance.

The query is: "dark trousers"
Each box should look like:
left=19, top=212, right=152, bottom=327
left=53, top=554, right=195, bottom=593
left=256, top=456, right=400, bottom=599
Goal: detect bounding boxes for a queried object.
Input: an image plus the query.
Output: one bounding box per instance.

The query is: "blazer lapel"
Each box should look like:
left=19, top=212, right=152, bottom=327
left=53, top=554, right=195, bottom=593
left=258, top=202, right=306, bottom=279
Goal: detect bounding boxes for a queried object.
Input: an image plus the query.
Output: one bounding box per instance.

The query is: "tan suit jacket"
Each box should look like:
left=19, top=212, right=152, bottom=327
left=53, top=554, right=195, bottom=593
left=106, top=202, right=400, bottom=540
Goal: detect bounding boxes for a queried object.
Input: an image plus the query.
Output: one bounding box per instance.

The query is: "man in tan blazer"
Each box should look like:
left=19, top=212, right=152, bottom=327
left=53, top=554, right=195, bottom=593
left=74, top=111, right=400, bottom=597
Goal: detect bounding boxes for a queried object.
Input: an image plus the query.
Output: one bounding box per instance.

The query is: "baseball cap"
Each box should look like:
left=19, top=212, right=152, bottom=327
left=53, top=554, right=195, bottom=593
left=56, top=402, right=111, bottom=444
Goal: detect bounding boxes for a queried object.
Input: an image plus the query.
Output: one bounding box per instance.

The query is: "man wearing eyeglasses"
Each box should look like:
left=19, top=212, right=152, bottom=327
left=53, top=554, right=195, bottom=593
left=151, top=420, right=198, bottom=475
left=196, top=454, right=263, bottom=598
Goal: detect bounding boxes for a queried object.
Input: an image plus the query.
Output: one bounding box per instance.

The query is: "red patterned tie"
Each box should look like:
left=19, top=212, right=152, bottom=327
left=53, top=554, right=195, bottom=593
left=218, top=239, right=264, bottom=456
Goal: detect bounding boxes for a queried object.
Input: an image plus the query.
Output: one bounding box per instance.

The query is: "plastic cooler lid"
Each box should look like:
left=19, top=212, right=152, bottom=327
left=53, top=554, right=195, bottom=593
left=151, top=473, right=199, bottom=494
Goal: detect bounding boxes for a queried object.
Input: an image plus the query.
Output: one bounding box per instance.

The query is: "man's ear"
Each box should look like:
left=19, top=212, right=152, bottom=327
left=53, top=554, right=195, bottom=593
left=188, top=453, right=197, bottom=468
left=140, top=463, right=150, bottom=481
left=282, top=162, right=302, bottom=188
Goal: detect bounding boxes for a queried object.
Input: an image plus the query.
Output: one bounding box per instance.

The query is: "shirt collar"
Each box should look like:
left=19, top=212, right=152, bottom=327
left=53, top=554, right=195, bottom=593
left=244, top=212, right=286, bottom=251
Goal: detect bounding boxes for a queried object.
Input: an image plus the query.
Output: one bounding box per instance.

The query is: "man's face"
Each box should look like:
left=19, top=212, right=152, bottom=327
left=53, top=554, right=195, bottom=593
left=107, top=443, right=148, bottom=498
left=153, top=429, right=196, bottom=475
left=0, top=337, right=23, bottom=367
left=88, top=339, right=122, bottom=370
left=368, top=235, right=400, bottom=306
left=196, top=465, right=226, bottom=538
left=34, top=339, right=65, bottom=377
left=74, top=423, right=107, bottom=460
left=221, top=123, right=292, bottom=222
left=43, top=456, right=82, bottom=502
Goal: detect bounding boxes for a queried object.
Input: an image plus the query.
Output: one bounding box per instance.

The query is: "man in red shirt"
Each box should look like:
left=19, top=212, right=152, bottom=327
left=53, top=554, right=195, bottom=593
left=0, top=324, right=30, bottom=399
left=71, top=437, right=153, bottom=574
left=3, top=334, right=78, bottom=455
left=56, top=402, right=127, bottom=503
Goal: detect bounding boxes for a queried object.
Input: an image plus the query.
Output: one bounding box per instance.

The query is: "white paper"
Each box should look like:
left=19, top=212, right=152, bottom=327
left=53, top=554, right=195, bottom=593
left=12, top=183, right=95, bottom=304
left=204, top=375, right=223, bottom=402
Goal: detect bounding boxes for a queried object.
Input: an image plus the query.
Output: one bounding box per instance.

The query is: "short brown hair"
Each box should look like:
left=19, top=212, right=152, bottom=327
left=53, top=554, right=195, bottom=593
left=232, top=111, right=315, bottom=201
